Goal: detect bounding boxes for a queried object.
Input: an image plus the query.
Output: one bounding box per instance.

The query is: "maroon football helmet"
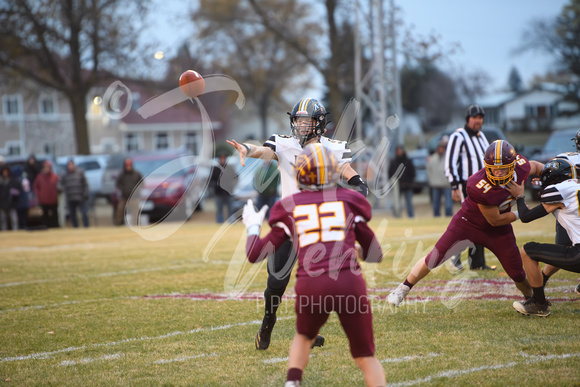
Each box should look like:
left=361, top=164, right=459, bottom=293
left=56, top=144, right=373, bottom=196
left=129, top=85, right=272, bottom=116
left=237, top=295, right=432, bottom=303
left=483, top=140, right=517, bottom=186
left=294, top=143, right=339, bottom=190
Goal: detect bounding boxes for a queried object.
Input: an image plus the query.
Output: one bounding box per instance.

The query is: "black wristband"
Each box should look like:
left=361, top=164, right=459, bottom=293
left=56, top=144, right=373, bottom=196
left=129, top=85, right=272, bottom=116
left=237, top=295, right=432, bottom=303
left=348, top=175, right=369, bottom=197
left=451, top=183, right=459, bottom=190
left=242, top=143, right=251, bottom=153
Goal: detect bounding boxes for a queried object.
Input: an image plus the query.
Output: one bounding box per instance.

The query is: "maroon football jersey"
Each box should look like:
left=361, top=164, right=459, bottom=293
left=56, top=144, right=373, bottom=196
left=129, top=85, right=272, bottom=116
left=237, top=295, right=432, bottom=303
left=460, top=155, right=531, bottom=229
left=246, top=187, right=381, bottom=279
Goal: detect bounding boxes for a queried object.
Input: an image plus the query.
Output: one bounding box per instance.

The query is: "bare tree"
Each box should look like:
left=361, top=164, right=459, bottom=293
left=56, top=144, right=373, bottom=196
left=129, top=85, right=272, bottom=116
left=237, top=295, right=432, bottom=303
left=0, top=0, right=150, bottom=154
left=516, top=0, right=580, bottom=114
left=190, top=0, right=315, bottom=140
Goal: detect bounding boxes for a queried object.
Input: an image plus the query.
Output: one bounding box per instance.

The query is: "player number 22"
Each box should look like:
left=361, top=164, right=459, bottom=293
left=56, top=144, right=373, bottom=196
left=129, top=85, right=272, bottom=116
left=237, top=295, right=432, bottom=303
left=294, top=201, right=346, bottom=248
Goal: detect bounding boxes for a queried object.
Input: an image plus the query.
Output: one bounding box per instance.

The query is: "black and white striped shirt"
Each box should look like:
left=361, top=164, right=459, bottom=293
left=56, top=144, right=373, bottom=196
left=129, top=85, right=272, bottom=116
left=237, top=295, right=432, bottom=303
left=444, top=127, right=489, bottom=187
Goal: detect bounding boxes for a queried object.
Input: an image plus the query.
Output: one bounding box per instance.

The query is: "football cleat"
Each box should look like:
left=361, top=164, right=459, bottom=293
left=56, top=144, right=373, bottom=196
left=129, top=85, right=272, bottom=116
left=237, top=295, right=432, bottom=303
left=284, top=381, right=301, bottom=387
left=311, top=334, right=325, bottom=349
left=575, top=284, right=580, bottom=295
left=255, top=314, right=277, bottom=350
left=387, top=283, right=410, bottom=307
left=512, top=297, right=551, bottom=317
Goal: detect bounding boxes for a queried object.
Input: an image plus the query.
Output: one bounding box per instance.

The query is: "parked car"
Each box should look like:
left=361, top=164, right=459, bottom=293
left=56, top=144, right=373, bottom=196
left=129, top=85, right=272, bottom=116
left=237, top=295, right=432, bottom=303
left=131, top=150, right=210, bottom=222
left=56, top=155, right=110, bottom=199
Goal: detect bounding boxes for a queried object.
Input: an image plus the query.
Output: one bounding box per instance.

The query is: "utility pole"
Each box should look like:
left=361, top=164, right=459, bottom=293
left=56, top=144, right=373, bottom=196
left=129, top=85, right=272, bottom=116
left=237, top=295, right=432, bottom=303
left=354, top=0, right=402, bottom=213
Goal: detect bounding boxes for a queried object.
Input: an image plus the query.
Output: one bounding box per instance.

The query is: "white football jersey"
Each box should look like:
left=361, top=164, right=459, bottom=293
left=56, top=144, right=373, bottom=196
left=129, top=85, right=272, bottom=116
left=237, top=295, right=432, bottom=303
left=556, top=151, right=580, bottom=172
left=264, top=135, right=352, bottom=197
left=541, top=179, right=580, bottom=244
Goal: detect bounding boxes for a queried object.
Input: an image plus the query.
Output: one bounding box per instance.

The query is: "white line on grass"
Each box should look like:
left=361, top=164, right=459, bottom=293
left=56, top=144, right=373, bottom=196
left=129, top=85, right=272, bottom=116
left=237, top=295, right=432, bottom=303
left=381, top=353, right=439, bottom=364
left=0, top=317, right=292, bottom=363
left=388, top=352, right=580, bottom=386
left=0, top=264, right=198, bottom=288
left=59, top=353, right=124, bottom=367
left=154, top=352, right=217, bottom=364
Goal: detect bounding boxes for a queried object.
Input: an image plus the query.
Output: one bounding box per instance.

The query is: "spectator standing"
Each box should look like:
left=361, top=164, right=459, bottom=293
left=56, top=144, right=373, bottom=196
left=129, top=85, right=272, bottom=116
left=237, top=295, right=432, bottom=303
left=254, top=159, right=279, bottom=218
left=33, top=161, right=60, bottom=228
left=427, top=138, right=453, bottom=217
left=388, top=145, right=416, bottom=218
left=0, top=166, right=21, bottom=231
left=115, top=158, right=143, bottom=226
left=210, top=153, right=238, bottom=223
left=24, top=155, right=39, bottom=187
left=444, top=104, right=493, bottom=270
left=61, top=159, right=90, bottom=228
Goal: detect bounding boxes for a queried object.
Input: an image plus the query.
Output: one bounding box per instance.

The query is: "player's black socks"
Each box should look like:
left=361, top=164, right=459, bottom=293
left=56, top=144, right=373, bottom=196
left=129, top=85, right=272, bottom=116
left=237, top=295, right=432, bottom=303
left=532, top=286, right=547, bottom=304
left=403, top=279, right=414, bottom=289
left=264, top=288, right=284, bottom=316
left=542, top=272, right=551, bottom=287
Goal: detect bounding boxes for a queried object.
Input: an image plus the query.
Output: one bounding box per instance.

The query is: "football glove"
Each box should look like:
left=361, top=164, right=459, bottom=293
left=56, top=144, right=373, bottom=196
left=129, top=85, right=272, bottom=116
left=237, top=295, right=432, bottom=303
left=242, top=199, right=269, bottom=236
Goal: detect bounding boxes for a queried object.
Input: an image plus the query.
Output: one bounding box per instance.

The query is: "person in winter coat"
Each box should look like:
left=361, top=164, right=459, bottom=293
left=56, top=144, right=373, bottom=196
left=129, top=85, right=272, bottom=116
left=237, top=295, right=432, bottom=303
left=388, top=145, right=416, bottom=218
left=33, top=161, right=60, bottom=228
left=115, top=158, right=143, bottom=226
left=61, top=159, right=90, bottom=228
left=0, top=166, right=21, bottom=231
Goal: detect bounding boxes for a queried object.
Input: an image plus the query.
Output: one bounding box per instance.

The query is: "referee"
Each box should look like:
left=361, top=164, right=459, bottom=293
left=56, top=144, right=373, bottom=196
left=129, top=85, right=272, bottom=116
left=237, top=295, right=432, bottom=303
left=444, top=104, right=495, bottom=270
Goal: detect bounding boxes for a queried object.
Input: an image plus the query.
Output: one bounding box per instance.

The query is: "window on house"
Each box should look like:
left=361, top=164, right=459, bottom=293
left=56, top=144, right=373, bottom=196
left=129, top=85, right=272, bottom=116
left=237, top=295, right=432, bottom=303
left=7, top=142, right=21, bottom=156
left=3, top=95, right=20, bottom=116
left=40, top=97, right=55, bottom=115
left=185, top=132, right=198, bottom=155
left=156, top=133, right=169, bottom=150
left=126, top=134, right=140, bottom=152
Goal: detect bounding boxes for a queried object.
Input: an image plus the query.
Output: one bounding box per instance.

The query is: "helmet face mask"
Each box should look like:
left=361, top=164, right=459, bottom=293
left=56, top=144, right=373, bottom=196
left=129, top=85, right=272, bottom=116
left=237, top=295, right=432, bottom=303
left=484, top=140, right=517, bottom=186
left=290, top=98, right=328, bottom=147
left=294, top=143, right=339, bottom=191
left=540, top=158, right=577, bottom=188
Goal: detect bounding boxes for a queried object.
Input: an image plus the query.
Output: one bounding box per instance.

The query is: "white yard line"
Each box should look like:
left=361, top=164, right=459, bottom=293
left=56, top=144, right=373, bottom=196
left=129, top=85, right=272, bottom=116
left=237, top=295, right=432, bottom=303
left=381, top=353, right=439, bottom=364
left=0, top=318, right=291, bottom=363
left=154, top=352, right=217, bottom=364
left=59, top=353, right=124, bottom=367
left=388, top=352, right=580, bottom=386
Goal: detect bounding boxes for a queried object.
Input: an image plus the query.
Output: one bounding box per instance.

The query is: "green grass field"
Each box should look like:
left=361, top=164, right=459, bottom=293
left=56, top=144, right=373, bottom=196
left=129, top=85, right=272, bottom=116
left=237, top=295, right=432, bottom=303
left=1, top=213, right=579, bottom=386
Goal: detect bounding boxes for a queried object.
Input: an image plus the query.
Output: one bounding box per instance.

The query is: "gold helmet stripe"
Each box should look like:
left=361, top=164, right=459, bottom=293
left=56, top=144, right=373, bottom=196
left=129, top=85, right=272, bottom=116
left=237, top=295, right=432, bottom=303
left=495, top=140, right=502, bottom=164
left=314, top=144, right=326, bottom=184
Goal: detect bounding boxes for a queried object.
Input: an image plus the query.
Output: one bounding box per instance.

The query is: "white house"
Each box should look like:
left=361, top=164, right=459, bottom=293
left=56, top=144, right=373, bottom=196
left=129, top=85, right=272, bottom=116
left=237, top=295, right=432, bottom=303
left=477, top=83, right=580, bottom=132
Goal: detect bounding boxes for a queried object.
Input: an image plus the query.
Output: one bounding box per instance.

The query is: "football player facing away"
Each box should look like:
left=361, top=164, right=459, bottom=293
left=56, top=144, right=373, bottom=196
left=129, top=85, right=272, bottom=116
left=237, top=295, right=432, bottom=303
left=228, top=98, right=368, bottom=350
left=388, top=140, right=544, bottom=307
left=242, top=143, right=385, bottom=387
left=506, top=158, right=580, bottom=316
left=536, top=129, right=580, bottom=295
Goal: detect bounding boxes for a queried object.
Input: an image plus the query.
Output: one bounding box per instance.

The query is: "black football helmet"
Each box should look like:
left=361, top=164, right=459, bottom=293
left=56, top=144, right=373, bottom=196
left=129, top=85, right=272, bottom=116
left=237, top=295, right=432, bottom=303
left=294, top=143, right=339, bottom=191
left=540, top=158, right=578, bottom=188
left=483, top=140, right=517, bottom=186
left=289, top=98, right=328, bottom=147
left=573, top=128, right=580, bottom=151
left=466, top=104, right=485, bottom=121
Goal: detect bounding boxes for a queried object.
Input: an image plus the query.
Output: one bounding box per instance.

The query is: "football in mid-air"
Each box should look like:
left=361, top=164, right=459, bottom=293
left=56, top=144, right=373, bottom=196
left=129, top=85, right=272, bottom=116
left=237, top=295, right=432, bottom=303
left=179, top=70, right=205, bottom=98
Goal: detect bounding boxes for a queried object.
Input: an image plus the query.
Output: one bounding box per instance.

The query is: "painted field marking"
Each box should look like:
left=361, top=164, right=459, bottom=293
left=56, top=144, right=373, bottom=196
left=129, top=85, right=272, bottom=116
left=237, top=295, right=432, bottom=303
left=388, top=352, right=580, bottom=386
left=154, top=352, right=217, bottom=364
left=0, top=317, right=291, bottom=363
left=59, top=353, right=124, bottom=367
left=381, top=353, right=439, bottom=364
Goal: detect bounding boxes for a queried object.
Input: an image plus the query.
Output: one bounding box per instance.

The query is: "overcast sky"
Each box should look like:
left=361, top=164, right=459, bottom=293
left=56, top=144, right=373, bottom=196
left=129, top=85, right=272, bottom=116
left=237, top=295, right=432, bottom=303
left=398, top=0, right=568, bottom=91
left=146, top=0, right=569, bottom=93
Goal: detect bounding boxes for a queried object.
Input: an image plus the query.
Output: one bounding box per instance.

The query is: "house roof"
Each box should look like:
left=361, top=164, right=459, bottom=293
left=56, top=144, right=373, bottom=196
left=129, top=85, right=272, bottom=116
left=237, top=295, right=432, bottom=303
left=476, top=92, right=518, bottom=108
